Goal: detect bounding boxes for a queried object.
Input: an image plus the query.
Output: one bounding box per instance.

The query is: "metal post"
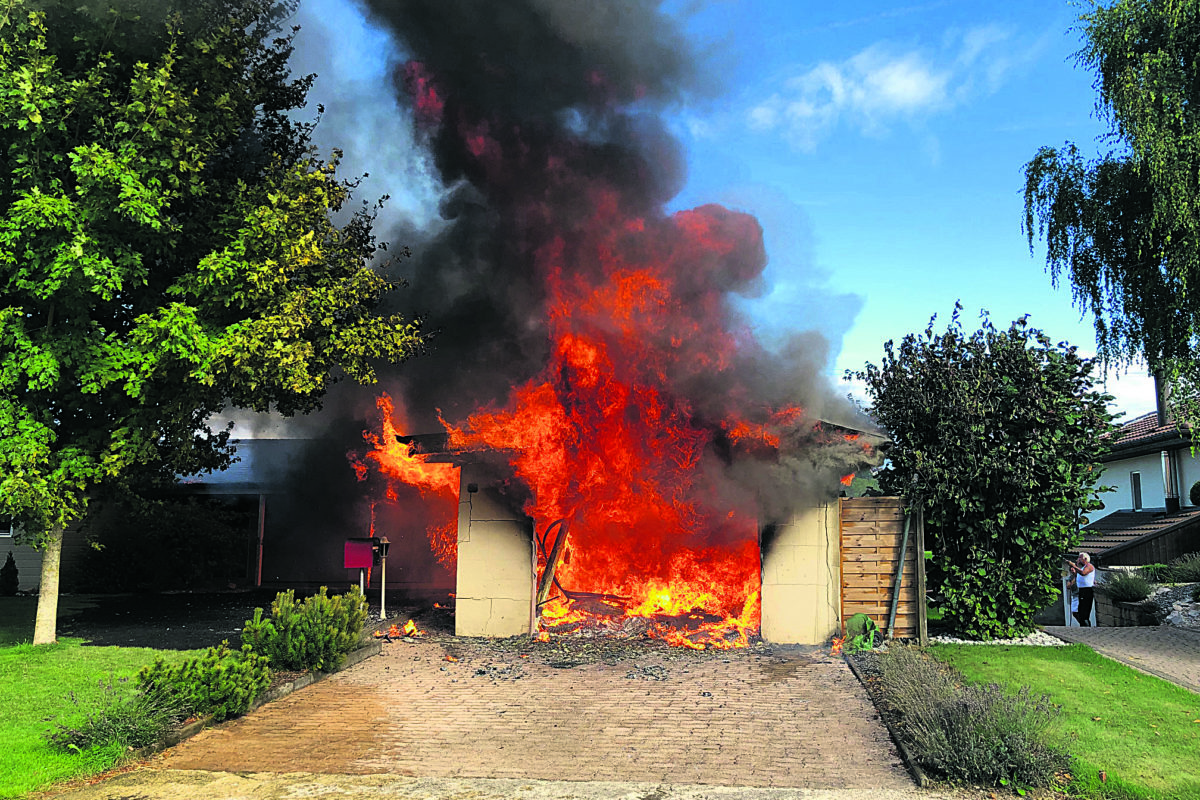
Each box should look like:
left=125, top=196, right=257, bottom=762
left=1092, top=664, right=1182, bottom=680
left=378, top=537, right=390, bottom=621
left=255, top=494, right=266, bottom=587
left=887, top=512, right=912, bottom=639
left=380, top=556, right=387, bottom=620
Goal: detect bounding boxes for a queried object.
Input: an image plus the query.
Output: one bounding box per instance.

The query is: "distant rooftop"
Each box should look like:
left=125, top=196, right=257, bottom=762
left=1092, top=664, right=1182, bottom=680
left=1103, top=411, right=1190, bottom=461
left=1077, top=507, right=1200, bottom=562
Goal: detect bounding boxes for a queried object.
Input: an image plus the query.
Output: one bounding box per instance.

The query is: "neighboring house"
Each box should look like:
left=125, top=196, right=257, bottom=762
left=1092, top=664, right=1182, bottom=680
left=1079, top=385, right=1200, bottom=566
left=4, top=437, right=293, bottom=595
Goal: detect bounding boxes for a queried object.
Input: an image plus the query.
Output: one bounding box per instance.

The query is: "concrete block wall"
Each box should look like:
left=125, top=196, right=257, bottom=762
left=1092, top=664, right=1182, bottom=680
left=454, top=466, right=535, bottom=637
left=760, top=502, right=840, bottom=645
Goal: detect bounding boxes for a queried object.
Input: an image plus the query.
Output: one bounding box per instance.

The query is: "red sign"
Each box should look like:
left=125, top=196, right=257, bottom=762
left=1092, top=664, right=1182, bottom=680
left=344, top=539, right=374, bottom=569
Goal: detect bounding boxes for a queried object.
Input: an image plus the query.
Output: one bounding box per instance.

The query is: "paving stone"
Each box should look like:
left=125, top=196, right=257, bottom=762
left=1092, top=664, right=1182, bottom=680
left=155, top=642, right=912, bottom=790
left=1043, top=625, right=1200, bottom=693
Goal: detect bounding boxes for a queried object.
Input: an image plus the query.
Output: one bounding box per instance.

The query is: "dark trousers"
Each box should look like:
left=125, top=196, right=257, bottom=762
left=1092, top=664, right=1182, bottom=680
left=1074, top=587, right=1094, bottom=626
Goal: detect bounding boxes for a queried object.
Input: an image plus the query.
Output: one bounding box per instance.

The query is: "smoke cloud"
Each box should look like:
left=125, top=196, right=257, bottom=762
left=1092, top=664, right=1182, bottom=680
left=231, top=0, right=877, bottom=593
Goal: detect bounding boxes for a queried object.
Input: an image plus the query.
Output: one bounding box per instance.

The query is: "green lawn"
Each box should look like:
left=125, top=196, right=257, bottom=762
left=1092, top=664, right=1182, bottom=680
left=932, top=643, right=1200, bottom=800
left=0, top=603, right=197, bottom=798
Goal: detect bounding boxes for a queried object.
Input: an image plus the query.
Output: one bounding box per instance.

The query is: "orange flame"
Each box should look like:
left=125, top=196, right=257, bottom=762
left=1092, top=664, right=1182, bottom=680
left=840, top=473, right=855, bottom=487
left=351, top=394, right=460, bottom=570
left=440, top=200, right=788, bottom=650
left=830, top=635, right=844, bottom=656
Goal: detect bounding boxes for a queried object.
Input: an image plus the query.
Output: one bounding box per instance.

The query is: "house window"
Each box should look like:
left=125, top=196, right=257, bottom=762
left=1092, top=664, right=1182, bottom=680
left=0, top=516, right=12, bottom=538
left=1130, top=472, right=1143, bottom=510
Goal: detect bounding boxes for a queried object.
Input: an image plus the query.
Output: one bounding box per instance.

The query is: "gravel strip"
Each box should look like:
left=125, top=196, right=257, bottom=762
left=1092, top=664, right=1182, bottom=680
left=928, top=630, right=1067, bottom=646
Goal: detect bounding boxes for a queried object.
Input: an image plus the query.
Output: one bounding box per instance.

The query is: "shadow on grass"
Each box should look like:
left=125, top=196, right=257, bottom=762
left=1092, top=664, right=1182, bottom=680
left=0, top=595, right=100, bottom=647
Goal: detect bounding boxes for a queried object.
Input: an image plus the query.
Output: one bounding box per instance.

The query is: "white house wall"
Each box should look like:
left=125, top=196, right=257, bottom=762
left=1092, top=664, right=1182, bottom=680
left=1179, top=451, right=1200, bottom=506
left=1094, top=449, right=1198, bottom=519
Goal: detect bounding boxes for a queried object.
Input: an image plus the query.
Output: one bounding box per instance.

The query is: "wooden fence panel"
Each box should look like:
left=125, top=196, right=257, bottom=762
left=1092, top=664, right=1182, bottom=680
left=840, top=497, right=926, bottom=643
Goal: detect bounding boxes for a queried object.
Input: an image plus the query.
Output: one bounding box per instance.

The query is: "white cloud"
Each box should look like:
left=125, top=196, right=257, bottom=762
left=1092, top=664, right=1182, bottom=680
left=751, top=25, right=1033, bottom=151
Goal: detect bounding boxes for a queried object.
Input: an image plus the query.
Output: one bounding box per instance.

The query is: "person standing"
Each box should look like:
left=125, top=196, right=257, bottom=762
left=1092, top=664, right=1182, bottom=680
left=1069, top=552, right=1096, bottom=626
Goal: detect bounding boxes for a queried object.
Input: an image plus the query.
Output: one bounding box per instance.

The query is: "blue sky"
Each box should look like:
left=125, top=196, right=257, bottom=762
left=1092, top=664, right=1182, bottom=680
left=293, top=0, right=1157, bottom=421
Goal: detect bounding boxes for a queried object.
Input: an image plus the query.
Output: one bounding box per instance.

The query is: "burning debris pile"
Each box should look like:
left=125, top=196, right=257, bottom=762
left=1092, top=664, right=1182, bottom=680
left=343, top=0, right=877, bottom=649
left=375, top=619, right=425, bottom=642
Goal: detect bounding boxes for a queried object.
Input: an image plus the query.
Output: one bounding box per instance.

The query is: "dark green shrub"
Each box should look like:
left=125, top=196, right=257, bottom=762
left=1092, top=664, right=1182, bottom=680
left=850, top=308, right=1113, bottom=639
left=46, top=677, right=182, bottom=752
left=137, top=642, right=272, bottom=722
left=1137, top=563, right=1171, bottom=582
left=242, top=586, right=368, bottom=671
left=0, top=551, right=17, bottom=596
left=1166, top=552, right=1200, bottom=583
left=1191, top=481, right=1200, bottom=507
left=1191, top=584, right=1200, bottom=603
left=1098, top=572, right=1152, bottom=603
left=877, top=645, right=1068, bottom=789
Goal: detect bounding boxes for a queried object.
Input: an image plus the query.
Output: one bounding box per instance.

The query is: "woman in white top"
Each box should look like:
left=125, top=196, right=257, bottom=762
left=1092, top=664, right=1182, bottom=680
left=1069, top=552, right=1096, bottom=626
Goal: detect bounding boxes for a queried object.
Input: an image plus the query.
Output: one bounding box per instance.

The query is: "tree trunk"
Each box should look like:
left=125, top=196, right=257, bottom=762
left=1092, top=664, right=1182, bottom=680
left=32, top=524, right=64, bottom=645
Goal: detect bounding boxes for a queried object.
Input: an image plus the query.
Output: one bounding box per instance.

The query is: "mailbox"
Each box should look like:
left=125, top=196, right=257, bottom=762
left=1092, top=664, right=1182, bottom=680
left=344, top=538, right=375, bottom=569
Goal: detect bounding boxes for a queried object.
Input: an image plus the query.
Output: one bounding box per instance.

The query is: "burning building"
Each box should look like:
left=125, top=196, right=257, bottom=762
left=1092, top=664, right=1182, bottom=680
left=212, top=0, right=883, bottom=647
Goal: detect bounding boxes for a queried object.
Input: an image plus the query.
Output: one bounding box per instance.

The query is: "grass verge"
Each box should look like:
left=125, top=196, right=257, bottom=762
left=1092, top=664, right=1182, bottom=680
left=0, top=639, right=198, bottom=798
left=931, top=643, right=1200, bottom=800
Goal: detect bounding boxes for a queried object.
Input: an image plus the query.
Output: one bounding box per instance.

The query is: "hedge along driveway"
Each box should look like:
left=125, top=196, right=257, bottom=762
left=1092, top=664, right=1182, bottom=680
left=932, top=643, right=1200, bottom=800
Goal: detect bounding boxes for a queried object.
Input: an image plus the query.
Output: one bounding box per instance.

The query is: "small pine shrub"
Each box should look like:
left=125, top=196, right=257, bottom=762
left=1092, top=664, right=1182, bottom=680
left=46, top=677, right=182, bottom=752
left=242, top=586, right=368, bottom=671
left=1098, top=572, right=1152, bottom=603
left=137, top=642, right=272, bottom=722
left=0, top=551, right=17, bottom=596
left=1166, top=552, right=1200, bottom=583
left=877, top=645, right=1068, bottom=789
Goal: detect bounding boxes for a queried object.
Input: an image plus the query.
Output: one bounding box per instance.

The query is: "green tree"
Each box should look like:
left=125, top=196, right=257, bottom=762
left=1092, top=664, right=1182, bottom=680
left=850, top=307, right=1113, bottom=639
left=0, top=0, right=422, bottom=644
left=1023, top=0, right=1200, bottom=415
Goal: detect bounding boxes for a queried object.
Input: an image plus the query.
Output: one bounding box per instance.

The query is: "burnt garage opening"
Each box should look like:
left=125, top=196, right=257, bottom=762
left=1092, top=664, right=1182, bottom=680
left=396, top=432, right=924, bottom=647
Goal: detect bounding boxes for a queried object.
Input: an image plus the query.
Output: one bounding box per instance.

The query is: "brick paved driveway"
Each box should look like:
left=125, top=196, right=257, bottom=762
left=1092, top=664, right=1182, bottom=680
left=155, top=639, right=912, bottom=790
left=1044, top=625, right=1200, bottom=693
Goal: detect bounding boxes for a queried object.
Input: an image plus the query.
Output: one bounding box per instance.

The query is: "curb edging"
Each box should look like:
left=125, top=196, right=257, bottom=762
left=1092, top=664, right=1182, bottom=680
left=844, top=653, right=929, bottom=788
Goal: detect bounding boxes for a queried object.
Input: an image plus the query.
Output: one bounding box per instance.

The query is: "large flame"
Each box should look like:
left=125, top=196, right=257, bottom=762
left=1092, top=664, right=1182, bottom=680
left=438, top=188, right=790, bottom=648
left=352, top=395, right=459, bottom=570
left=348, top=47, right=876, bottom=648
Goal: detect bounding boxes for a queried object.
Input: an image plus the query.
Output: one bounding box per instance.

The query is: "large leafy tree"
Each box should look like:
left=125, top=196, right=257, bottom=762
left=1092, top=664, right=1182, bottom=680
left=0, top=0, right=422, bottom=643
left=1024, top=0, right=1200, bottom=416
left=850, top=308, right=1113, bottom=639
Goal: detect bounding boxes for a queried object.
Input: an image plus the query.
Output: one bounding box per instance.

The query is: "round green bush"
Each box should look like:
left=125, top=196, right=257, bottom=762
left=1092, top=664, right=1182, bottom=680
left=1098, top=572, right=1152, bottom=603
left=1190, top=481, right=1200, bottom=507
